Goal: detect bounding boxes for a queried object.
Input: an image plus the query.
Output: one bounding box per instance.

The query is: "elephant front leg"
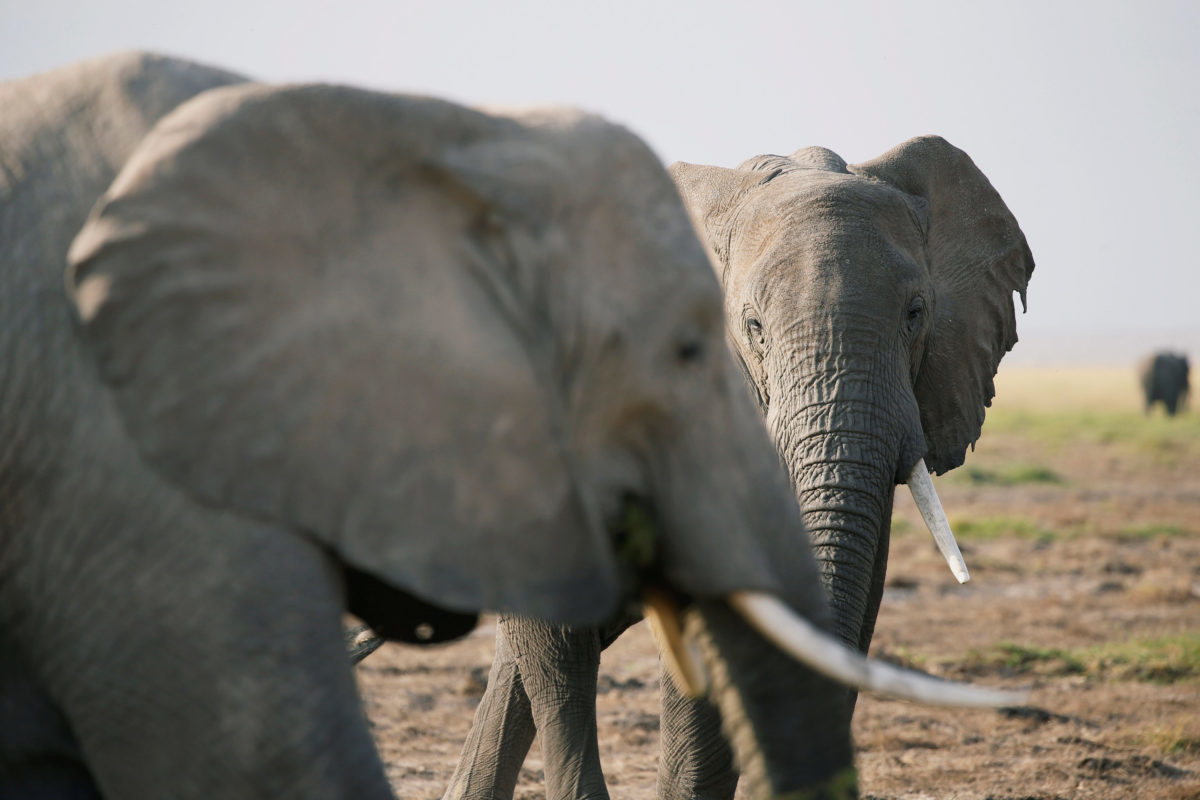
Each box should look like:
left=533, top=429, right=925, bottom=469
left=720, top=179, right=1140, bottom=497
left=442, top=619, right=537, bottom=800
left=444, top=613, right=639, bottom=800
left=501, top=616, right=610, bottom=800
left=16, top=500, right=394, bottom=799
left=656, top=670, right=737, bottom=800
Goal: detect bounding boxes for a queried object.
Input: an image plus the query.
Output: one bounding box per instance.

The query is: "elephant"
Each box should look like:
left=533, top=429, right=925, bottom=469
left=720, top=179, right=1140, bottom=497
left=0, top=53, right=1022, bottom=800
left=1138, top=351, right=1190, bottom=416
left=441, top=138, right=1036, bottom=800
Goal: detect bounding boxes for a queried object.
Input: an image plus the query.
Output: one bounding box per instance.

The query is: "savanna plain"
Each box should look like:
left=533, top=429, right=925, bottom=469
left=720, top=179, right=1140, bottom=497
left=356, top=366, right=1200, bottom=800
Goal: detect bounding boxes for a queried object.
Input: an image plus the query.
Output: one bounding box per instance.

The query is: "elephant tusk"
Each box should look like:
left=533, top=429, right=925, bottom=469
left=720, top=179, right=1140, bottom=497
left=907, top=459, right=970, bottom=584
left=346, top=625, right=385, bottom=664
left=643, top=587, right=709, bottom=698
left=728, top=591, right=1029, bottom=709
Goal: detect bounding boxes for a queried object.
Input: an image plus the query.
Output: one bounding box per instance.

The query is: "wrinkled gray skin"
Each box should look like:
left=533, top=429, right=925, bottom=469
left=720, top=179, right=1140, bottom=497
left=0, top=53, right=859, bottom=799
left=1138, top=351, right=1190, bottom=416
left=447, top=141, right=1035, bottom=800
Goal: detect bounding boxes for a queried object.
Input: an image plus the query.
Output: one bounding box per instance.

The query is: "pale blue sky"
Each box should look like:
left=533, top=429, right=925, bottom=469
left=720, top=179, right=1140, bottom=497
left=3, top=0, right=1197, bottom=359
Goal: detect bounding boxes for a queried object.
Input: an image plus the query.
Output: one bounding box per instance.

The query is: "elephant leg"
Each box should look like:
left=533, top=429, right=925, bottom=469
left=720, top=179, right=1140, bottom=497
left=655, top=665, right=737, bottom=800
left=13, top=492, right=393, bottom=799
left=442, top=619, right=537, bottom=800
left=443, top=611, right=639, bottom=800
left=502, top=616, right=610, bottom=800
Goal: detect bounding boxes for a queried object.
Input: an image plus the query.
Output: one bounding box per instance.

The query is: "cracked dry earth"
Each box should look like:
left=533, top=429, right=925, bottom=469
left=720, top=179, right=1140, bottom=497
left=355, top=368, right=1200, bottom=799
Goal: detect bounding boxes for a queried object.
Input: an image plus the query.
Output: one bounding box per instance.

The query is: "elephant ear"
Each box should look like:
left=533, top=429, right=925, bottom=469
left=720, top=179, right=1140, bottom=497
left=669, top=161, right=779, bottom=274
left=67, top=83, right=618, bottom=625
left=850, top=136, right=1035, bottom=474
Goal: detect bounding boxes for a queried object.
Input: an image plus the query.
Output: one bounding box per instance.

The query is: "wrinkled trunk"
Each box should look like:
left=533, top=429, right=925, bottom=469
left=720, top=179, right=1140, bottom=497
left=792, top=443, right=895, bottom=655
left=687, top=598, right=857, bottom=798
left=764, top=341, right=913, bottom=657
left=648, top=361, right=857, bottom=794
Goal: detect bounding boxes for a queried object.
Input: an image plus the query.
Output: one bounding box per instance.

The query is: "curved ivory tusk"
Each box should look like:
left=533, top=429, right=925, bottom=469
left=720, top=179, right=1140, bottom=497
left=346, top=625, right=385, bottom=664
left=644, top=588, right=709, bottom=698
left=907, top=459, right=970, bottom=584
left=728, top=591, right=1029, bottom=708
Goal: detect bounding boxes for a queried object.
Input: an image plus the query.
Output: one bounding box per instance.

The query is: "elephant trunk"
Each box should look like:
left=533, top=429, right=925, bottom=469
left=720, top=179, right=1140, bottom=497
left=687, top=598, right=858, bottom=799
left=794, top=447, right=896, bottom=654
left=765, top=348, right=917, bottom=654
left=645, top=360, right=861, bottom=790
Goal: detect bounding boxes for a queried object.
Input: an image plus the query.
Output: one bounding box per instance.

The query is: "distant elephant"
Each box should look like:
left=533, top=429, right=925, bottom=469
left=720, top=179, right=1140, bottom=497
left=444, top=139, right=1035, bottom=799
left=1139, top=351, right=1190, bottom=416
left=0, top=53, right=1017, bottom=800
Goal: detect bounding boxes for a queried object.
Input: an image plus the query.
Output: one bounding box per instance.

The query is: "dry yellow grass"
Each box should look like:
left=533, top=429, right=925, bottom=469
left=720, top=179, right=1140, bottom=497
left=993, top=366, right=1147, bottom=412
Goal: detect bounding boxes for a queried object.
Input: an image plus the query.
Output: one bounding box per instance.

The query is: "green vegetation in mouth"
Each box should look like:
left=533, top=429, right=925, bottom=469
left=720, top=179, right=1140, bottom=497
left=615, top=499, right=659, bottom=571
left=963, top=634, right=1200, bottom=684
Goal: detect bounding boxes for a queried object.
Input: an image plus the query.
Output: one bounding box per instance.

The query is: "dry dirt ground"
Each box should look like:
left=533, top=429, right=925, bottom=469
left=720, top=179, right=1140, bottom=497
left=356, top=367, right=1200, bottom=799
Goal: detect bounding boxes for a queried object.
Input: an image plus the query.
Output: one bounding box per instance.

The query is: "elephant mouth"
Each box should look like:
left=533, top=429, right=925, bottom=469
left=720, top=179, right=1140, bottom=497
left=640, top=586, right=1028, bottom=710
left=609, top=495, right=711, bottom=695
left=604, top=495, right=1025, bottom=709
left=346, top=493, right=1020, bottom=710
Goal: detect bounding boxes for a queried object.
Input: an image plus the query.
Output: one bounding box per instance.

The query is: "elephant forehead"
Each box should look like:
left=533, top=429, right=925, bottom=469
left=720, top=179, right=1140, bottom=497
left=755, top=171, right=922, bottom=238
left=725, top=175, right=928, bottom=297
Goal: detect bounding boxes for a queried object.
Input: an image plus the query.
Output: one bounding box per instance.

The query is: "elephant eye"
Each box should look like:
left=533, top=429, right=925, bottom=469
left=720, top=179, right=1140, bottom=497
left=905, top=297, right=925, bottom=332
left=746, top=317, right=763, bottom=340
left=676, top=339, right=705, bottom=363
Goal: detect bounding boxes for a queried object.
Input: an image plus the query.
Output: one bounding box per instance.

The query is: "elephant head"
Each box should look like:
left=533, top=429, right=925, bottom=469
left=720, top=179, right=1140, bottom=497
left=64, top=81, right=827, bottom=636
left=671, top=139, right=1035, bottom=654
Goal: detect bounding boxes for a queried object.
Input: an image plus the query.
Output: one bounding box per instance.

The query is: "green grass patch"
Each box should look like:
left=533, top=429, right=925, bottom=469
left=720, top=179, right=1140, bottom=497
left=949, top=462, right=1065, bottom=487
left=983, top=406, right=1200, bottom=463
left=1088, top=634, right=1200, bottom=684
left=949, top=515, right=1060, bottom=542
left=965, top=634, right=1200, bottom=684
left=1115, top=522, right=1191, bottom=540
left=963, top=643, right=1087, bottom=677
left=1142, top=719, right=1200, bottom=756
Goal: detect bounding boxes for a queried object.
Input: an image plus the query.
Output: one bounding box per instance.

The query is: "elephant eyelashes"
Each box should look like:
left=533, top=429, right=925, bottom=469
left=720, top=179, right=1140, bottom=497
left=904, top=297, right=925, bottom=334
left=745, top=317, right=764, bottom=346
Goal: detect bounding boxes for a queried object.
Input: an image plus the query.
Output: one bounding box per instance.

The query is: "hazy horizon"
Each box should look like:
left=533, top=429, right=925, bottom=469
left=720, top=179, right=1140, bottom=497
left=3, top=0, right=1197, bottom=359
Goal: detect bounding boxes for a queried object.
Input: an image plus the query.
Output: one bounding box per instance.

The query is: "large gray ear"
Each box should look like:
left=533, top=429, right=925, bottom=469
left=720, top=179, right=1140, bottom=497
left=850, top=136, right=1035, bottom=474
left=67, top=83, right=618, bottom=624
left=668, top=161, right=770, bottom=275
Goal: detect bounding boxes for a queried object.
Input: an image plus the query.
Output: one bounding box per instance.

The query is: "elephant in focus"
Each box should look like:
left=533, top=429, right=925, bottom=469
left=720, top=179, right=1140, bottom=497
left=1139, top=351, right=1190, bottom=416
left=445, top=139, right=1035, bottom=800
left=0, top=53, right=1019, bottom=800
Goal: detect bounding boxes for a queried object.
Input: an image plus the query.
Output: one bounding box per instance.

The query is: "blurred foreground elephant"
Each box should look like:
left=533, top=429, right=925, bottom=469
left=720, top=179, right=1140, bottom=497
left=1139, top=351, right=1190, bottom=416
left=444, top=139, right=1035, bottom=799
left=0, top=54, right=1022, bottom=799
